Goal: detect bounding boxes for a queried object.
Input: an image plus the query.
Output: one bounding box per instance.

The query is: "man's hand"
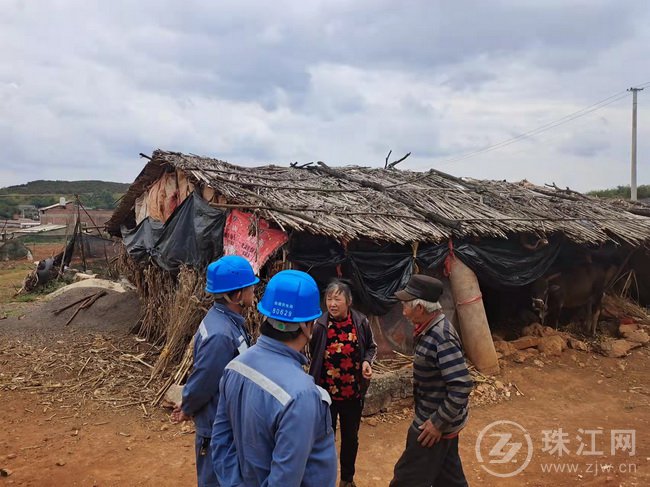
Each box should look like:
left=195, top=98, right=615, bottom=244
left=362, top=361, right=373, bottom=380
left=171, top=403, right=191, bottom=423
left=417, top=419, right=442, bottom=448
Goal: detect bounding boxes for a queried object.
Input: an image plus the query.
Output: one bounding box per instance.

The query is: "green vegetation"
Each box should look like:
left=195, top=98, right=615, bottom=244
left=587, top=185, right=650, bottom=200
left=0, top=180, right=130, bottom=218
left=13, top=278, right=71, bottom=302
left=0, top=180, right=130, bottom=196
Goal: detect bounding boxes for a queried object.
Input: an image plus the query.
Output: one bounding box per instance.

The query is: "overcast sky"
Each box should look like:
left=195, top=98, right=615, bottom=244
left=1, top=0, right=648, bottom=191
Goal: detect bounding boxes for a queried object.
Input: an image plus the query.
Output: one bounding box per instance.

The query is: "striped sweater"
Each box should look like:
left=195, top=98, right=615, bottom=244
left=412, top=314, right=473, bottom=435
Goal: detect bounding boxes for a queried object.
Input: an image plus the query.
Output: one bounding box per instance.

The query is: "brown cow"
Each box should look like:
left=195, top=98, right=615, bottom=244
left=531, top=264, right=617, bottom=335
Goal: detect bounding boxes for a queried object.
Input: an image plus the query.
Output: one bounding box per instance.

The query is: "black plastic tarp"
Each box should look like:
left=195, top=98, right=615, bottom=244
left=455, top=239, right=561, bottom=287
left=418, top=238, right=562, bottom=288
left=122, top=218, right=164, bottom=262
left=416, top=243, right=449, bottom=271
left=290, top=234, right=563, bottom=315
left=290, top=237, right=415, bottom=315
left=348, top=249, right=414, bottom=315
left=122, top=192, right=226, bottom=272
left=287, top=233, right=346, bottom=267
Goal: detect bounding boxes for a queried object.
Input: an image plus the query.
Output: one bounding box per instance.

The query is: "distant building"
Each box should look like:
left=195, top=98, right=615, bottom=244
left=1, top=219, right=41, bottom=230
left=38, top=198, right=113, bottom=234
left=16, top=204, right=38, bottom=220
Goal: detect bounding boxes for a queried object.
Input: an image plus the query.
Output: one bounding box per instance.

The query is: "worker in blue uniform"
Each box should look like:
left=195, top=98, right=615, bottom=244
left=172, top=255, right=259, bottom=487
left=212, top=270, right=337, bottom=487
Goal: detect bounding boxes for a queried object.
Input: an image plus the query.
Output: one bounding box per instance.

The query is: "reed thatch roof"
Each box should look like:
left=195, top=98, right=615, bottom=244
left=107, top=150, right=650, bottom=246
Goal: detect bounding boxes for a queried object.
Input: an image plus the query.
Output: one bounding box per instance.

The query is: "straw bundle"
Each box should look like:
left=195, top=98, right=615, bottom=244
left=138, top=265, right=175, bottom=343
left=150, top=266, right=209, bottom=377
left=153, top=336, right=195, bottom=406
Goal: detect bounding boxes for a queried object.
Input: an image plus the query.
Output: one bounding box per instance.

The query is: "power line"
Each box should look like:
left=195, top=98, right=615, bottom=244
left=427, top=81, right=650, bottom=168
left=438, top=93, right=629, bottom=166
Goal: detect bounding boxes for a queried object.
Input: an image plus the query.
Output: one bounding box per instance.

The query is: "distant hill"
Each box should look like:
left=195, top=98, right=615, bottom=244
left=587, top=184, right=650, bottom=200
left=0, top=180, right=130, bottom=219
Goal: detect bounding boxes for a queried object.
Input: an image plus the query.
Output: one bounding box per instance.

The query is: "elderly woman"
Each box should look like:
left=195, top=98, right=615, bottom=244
left=309, top=279, right=377, bottom=487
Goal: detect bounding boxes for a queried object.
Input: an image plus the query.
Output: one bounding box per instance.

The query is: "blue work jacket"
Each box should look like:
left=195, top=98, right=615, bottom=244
left=212, top=335, right=337, bottom=487
left=182, top=303, right=250, bottom=437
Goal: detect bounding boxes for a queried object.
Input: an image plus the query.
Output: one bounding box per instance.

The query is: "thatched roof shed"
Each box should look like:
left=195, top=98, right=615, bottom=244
left=108, top=150, right=650, bottom=247
left=108, top=150, right=650, bottom=381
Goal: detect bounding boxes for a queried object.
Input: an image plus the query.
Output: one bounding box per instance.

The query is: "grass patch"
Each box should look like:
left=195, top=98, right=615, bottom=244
left=0, top=263, right=32, bottom=304
left=13, top=294, right=38, bottom=303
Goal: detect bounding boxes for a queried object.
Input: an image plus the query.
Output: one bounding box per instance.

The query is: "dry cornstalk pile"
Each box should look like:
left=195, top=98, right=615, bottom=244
left=151, top=270, right=276, bottom=404
left=151, top=267, right=210, bottom=378
left=112, top=244, right=141, bottom=288
left=0, top=334, right=163, bottom=410
left=138, top=265, right=176, bottom=343
left=113, top=250, right=211, bottom=374
left=153, top=337, right=195, bottom=406
left=111, top=252, right=202, bottom=379
left=602, top=293, right=650, bottom=326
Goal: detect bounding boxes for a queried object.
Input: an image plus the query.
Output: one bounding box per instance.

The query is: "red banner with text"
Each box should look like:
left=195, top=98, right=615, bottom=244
left=223, top=209, right=288, bottom=273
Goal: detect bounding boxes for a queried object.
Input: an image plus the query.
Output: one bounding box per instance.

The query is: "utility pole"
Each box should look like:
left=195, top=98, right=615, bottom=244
left=629, top=87, right=644, bottom=201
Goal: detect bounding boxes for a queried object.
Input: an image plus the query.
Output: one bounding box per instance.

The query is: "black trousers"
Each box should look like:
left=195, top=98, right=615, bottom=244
left=390, top=425, right=468, bottom=487
left=330, top=398, right=363, bottom=482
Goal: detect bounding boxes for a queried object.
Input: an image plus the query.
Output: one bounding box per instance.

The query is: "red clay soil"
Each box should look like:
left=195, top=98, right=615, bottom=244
left=0, top=288, right=648, bottom=486
left=1, top=340, right=648, bottom=486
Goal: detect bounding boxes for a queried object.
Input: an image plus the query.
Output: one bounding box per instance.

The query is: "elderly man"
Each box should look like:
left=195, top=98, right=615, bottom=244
left=390, top=275, right=473, bottom=487
left=172, top=255, right=259, bottom=487
left=212, top=270, right=337, bottom=487
left=309, top=279, right=377, bottom=487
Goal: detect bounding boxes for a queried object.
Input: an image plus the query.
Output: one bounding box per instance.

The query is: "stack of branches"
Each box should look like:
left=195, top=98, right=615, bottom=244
left=18, top=270, right=39, bottom=295
left=373, top=351, right=414, bottom=373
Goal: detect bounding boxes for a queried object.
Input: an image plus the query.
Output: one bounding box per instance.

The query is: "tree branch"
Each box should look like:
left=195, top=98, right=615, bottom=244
left=384, top=150, right=392, bottom=169
left=388, top=152, right=411, bottom=169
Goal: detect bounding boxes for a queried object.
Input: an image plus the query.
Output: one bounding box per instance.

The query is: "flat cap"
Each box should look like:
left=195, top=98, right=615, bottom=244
left=395, top=274, right=443, bottom=302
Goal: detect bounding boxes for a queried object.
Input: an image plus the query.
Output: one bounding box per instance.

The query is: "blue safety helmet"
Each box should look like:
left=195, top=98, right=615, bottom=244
left=205, top=255, right=260, bottom=294
left=257, top=270, right=322, bottom=323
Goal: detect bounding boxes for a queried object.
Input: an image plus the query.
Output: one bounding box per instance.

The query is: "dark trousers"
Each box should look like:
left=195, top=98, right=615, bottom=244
left=390, top=426, right=468, bottom=487
left=195, top=434, right=219, bottom=487
left=330, top=398, right=363, bottom=482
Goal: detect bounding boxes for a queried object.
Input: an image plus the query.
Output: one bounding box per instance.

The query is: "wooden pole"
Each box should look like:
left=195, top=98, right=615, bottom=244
left=75, top=197, right=87, bottom=271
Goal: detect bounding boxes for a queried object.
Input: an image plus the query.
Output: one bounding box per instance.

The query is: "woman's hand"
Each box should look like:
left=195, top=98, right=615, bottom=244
left=362, top=361, right=373, bottom=379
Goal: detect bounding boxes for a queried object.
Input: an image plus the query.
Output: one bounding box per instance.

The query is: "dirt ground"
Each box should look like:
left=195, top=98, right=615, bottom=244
left=1, top=261, right=648, bottom=486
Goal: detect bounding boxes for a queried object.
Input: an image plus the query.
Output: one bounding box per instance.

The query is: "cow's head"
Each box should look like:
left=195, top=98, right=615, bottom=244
left=530, top=278, right=549, bottom=315
left=530, top=273, right=561, bottom=324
